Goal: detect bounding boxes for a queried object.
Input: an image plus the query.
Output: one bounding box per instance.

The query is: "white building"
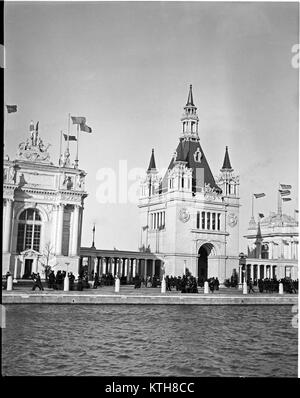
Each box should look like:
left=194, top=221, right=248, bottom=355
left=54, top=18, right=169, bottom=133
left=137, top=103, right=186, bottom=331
left=3, top=121, right=87, bottom=279
left=139, top=85, right=240, bottom=282
left=243, top=211, right=298, bottom=281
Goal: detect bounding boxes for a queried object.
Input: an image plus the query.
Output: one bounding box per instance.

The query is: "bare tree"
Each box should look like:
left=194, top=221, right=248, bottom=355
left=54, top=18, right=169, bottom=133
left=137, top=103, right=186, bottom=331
left=39, top=242, right=58, bottom=280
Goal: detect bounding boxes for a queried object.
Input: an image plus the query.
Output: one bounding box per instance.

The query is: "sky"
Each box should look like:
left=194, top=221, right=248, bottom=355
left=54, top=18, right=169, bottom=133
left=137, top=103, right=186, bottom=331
left=4, top=1, right=299, bottom=252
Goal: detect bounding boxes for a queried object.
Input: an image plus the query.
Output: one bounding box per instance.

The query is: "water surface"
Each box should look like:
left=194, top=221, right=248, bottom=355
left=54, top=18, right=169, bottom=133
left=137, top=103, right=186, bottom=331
left=2, top=305, right=297, bottom=377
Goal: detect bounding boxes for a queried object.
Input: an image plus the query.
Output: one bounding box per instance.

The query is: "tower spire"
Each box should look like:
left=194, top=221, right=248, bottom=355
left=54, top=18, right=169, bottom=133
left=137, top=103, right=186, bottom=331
left=147, top=148, right=157, bottom=172
left=186, top=84, right=194, bottom=106
left=221, top=146, right=233, bottom=170
left=180, top=84, right=199, bottom=141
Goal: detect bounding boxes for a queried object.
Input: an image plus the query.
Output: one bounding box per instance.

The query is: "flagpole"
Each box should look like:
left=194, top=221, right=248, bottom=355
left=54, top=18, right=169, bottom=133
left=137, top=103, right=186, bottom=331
left=75, top=123, right=79, bottom=169
left=278, top=184, right=282, bottom=216
left=59, top=130, right=62, bottom=166
left=67, top=113, right=70, bottom=152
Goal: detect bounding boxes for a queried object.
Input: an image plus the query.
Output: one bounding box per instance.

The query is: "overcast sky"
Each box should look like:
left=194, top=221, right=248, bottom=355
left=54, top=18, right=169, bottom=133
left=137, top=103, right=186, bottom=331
left=4, top=1, right=299, bottom=251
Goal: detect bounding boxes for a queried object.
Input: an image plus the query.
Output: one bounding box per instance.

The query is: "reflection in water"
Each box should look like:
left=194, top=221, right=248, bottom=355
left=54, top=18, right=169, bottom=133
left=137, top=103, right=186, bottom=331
left=2, top=305, right=297, bottom=377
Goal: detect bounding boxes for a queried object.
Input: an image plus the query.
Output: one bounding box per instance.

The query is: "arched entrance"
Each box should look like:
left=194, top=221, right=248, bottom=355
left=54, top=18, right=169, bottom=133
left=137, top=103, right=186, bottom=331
left=197, top=243, right=214, bottom=281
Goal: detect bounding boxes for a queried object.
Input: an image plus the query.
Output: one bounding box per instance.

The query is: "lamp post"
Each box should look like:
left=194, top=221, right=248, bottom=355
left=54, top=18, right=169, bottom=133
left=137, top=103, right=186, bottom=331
left=239, top=252, right=248, bottom=294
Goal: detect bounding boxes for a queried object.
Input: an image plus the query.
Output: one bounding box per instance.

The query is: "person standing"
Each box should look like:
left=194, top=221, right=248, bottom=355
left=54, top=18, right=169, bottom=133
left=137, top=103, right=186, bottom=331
left=248, top=278, right=255, bottom=294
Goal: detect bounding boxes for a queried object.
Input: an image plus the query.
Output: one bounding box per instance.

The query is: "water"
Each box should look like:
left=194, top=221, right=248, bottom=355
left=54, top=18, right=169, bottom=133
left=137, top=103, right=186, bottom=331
left=2, top=305, right=297, bottom=377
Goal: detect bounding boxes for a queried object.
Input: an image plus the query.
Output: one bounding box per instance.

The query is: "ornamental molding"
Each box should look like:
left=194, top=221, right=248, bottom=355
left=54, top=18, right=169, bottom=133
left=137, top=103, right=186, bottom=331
left=178, top=207, right=190, bottom=223
left=204, top=183, right=221, bottom=201
left=227, top=212, right=238, bottom=227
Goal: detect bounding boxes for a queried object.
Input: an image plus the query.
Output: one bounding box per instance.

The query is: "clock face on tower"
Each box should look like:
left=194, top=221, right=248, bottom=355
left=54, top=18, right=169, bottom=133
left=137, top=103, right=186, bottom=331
left=228, top=212, right=237, bottom=227
left=179, top=208, right=190, bottom=223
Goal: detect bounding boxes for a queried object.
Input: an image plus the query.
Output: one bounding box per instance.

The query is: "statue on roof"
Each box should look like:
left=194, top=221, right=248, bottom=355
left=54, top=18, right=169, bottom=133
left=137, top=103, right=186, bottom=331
left=17, top=121, right=51, bottom=162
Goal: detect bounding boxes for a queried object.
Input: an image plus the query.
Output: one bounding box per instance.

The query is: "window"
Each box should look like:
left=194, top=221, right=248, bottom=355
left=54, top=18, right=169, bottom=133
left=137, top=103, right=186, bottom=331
left=261, top=243, right=269, bottom=259
left=212, top=213, right=216, bottom=230
left=17, top=209, right=42, bottom=253
left=207, top=212, right=211, bottom=230
left=196, top=211, right=200, bottom=229
left=217, top=213, right=221, bottom=230
left=201, top=212, right=205, bottom=229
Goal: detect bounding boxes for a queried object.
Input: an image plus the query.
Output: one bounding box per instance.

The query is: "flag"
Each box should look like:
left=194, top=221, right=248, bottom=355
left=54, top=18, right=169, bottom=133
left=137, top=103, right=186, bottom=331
left=63, top=133, right=77, bottom=141
left=36, top=121, right=39, bottom=132
left=279, top=190, right=291, bottom=196
left=80, top=123, right=92, bottom=133
left=30, top=120, right=34, bottom=131
left=295, top=210, right=299, bottom=213
left=71, top=116, right=86, bottom=125
left=6, top=105, right=17, bottom=113
left=93, top=224, right=95, bottom=233
left=258, top=213, right=264, bottom=218
left=282, top=198, right=291, bottom=202
left=280, top=184, right=292, bottom=190
left=142, top=225, right=148, bottom=231
left=254, top=193, right=266, bottom=199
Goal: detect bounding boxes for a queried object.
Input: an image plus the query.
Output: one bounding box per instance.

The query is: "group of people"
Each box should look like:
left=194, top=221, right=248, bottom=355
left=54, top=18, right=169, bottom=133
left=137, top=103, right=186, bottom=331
left=257, top=278, right=298, bottom=294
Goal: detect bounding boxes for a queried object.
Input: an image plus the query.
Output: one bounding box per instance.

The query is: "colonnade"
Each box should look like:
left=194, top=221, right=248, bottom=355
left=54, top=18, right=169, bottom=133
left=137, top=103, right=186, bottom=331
left=238, top=262, right=292, bottom=284
left=80, top=255, right=161, bottom=282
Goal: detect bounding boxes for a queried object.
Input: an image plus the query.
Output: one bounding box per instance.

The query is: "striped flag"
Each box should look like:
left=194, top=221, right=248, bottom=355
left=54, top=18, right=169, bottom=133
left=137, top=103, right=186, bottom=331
left=63, top=134, right=77, bottom=141
left=280, top=184, right=292, bottom=190
left=71, top=116, right=86, bottom=125
left=282, top=198, right=291, bottom=202
left=279, top=190, right=291, bottom=196
left=80, top=123, right=92, bottom=133
left=6, top=105, right=17, bottom=113
left=254, top=193, right=266, bottom=199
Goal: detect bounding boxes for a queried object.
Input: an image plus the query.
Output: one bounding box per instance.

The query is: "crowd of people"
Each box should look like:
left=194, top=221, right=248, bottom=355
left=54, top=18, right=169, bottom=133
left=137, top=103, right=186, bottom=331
left=2, top=268, right=298, bottom=295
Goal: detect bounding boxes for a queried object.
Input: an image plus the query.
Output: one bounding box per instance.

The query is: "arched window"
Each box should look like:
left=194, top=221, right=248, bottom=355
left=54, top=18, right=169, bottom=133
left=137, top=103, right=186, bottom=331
left=17, top=209, right=42, bottom=253
left=261, top=243, right=269, bottom=259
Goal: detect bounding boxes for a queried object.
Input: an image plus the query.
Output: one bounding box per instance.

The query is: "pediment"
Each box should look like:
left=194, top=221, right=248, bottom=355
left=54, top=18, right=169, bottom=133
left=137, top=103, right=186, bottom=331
left=20, top=249, right=41, bottom=258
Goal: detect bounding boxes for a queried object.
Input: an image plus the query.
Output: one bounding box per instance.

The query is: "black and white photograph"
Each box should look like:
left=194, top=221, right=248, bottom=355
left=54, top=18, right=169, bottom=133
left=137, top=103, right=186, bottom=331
left=1, top=0, right=299, bottom=382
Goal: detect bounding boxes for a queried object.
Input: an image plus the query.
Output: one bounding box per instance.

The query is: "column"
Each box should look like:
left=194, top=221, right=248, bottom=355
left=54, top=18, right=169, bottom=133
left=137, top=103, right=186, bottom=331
left=133, top=259, right=136, bottom=278
left=71, top=205, right=80, bottom=256
left=250, top=264, right=254, bottom=280
left=204, top=212, right=207, bottom=230
left=264, top=265, right=267, bottom=279
left=56, top=204, right=64, bottom=256
left=33, top=257, right=38, bottom=273
left=120, top=258, right=124, bottom=276
left=144, top=259, right=147, bottom=280
left=13, top=256, right=18, bottom=282
left=238, top=266, right=242, bottom=284
left=111, top=258, right=115, bottom=276
left=103, top=258, right=107, bottom=274
left=270, top=265, right=273, bottom=279
left=94, top=257, right=98, bottom=276
left=257, top=264, right=261, bottom=280
left=20, top=258, right=25, bottom=279
left=151, top=259, right=155, bottom=277
left=3, top=199, right=12, bottom=253
left=99, top=257, right=103, bottom=275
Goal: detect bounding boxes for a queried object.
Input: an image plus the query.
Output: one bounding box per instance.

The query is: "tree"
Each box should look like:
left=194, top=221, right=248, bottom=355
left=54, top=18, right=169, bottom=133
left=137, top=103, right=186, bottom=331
left=39, top=242, right=58, bottom=280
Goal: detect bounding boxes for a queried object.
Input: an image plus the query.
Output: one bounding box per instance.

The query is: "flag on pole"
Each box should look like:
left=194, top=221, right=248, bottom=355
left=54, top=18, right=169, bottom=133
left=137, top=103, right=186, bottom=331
left=142, top=225, right=148, bottom=231
left=258, top=213, right=264, bottom=218
left=71, top=116, right=86, bottom=125
left=63, top=133, right=77, bottom=141
left=30, top=120, right=34, bottom=131
left=279, top=190, right=291, bottom=196
left=6, top=105, right=17, bottom=113
left=254, top=193, right=266, bottom=199
left=280, top=184, right=292, bottom=190
left=282, top=198, right=292, bottom=202
left=80, top=123, right=92, bottom=133
left=36, top=121, right=39, bottom=132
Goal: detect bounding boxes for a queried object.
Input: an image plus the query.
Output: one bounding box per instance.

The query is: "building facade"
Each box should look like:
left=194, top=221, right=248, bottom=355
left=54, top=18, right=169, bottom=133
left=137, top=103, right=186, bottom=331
left=243, top=211, right=298, bottom=282
left=139, top=86, right=240, bottom=282
left=3, top=121, right=87, bottom=279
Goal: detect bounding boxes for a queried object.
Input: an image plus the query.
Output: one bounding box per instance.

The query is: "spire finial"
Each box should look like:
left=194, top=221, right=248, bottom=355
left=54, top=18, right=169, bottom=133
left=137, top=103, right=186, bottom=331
left=147, top=148, right=157, bottom=172
left=221, top=146, right=232, bottom=170
left=186, top=84, right=194, bottom=106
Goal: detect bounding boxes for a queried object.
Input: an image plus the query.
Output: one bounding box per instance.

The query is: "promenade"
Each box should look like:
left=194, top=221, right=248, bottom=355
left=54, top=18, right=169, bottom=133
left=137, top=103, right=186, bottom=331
left=2, top=284, right=298, bottom=305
